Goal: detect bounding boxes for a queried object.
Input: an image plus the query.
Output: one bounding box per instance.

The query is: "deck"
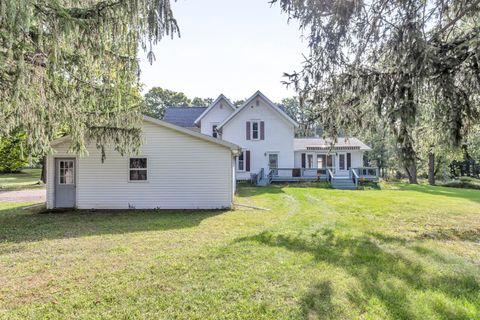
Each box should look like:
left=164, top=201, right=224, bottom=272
left=256, top=167, right=379, bottom=189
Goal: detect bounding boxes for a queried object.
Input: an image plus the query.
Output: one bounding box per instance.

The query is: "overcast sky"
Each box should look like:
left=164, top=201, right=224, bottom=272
left=139, top=0, right=308, bottom=102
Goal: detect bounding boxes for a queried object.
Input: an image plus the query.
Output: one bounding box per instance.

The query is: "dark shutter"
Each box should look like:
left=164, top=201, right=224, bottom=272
left=301, top=153, right=306, bottom=168
left=246, top=122, right=251, bottom=140
left=347, top=153, right=351, bottom=169
left=246, top=150, right=251, bottom=172
left=260, top=121, right=265, bottom=140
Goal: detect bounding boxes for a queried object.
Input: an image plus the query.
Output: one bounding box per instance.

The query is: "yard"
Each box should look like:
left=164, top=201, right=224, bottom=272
left=0, top=169, right=42, bottom=190
left=0, top=183, right=479, bottom=319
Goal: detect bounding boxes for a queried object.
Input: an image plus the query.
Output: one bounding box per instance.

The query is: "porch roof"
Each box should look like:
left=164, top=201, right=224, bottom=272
left=294, top=138, right=372, bottom=151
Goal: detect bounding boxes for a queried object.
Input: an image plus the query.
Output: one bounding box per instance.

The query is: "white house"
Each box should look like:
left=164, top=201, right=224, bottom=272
left=164, top=91, right=377, bottom=188
left=46, top=116, right=240, bottom=209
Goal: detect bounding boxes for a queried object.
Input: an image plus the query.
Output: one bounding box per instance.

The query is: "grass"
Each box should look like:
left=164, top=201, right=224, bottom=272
left=0, top=169, right=43, bottom=190
left=0, top=183, right=479, bottom=319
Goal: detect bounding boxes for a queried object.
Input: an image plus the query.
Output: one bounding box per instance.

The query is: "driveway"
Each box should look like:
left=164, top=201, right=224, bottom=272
left=0, top=189, right=46, bottom=202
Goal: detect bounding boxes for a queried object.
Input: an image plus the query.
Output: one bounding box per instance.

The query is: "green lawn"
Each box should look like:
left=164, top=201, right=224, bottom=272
left=0, top=168, right=43, bottom=190
left=0, top=183, right=479, bottom=319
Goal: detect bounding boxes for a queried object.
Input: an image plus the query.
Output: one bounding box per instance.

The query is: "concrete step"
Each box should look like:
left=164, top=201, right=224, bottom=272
left=331, top=179, right=357, bottom=190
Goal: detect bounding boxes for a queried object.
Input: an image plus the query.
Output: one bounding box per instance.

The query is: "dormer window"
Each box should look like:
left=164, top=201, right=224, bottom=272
left=251, top=121, right=260, bottom=140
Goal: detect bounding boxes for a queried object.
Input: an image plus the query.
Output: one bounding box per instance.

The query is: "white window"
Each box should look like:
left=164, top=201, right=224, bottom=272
left=212, top=125, right=218, bottom=138
left=251, top=121, right=260, bottom=140
left=129, top=158, right=148, bottom=181
left=237, top=151, right=246, bottom=172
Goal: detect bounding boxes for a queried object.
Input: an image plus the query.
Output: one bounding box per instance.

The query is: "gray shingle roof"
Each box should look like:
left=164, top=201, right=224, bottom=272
left=162, top=107, right=207, bottom=127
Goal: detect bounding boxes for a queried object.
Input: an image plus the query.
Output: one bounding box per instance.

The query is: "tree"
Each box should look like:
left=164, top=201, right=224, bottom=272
left=192, top=97, right=214, bottom=107
left=0, top=132, right=29, bottom=173
left=281, top=97, right=317, bottom=137
left=1, top=1, right=178, bottom=160
left=144, top=87, right=192, bottom=119
left=274, top=0, right=480, bottom=183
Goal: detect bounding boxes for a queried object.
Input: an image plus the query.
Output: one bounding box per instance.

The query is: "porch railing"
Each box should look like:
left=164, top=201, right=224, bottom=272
left=256, top=168, right=265, bottom=185
left=350, top=168, right=359, bottom=187
left=352, top=167, right=379, bottom=180
left=268, top=167, right=335, bottom=179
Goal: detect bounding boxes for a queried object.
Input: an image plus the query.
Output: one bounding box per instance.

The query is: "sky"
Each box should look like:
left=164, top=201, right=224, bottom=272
left=139, top=0, right=308, bottom=102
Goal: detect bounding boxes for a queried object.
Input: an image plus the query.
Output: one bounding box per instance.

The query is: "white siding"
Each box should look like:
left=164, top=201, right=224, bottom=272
left=221, top=96, right=295, bottom=180
left=199, top=98, right=234, bottom=136
left=47, top=122, right=234, bottom=209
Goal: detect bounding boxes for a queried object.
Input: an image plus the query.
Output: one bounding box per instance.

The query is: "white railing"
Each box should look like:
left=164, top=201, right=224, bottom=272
left=353, top=167, right=379, bottom=180
left=268, top=167, right=335, bottom=179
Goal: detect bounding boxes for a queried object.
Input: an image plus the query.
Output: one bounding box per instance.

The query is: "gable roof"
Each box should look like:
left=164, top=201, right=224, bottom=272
left=163, top=106, right=207, bottom=127
left=294, top=137, right=372, bottom=151
left=193, top=94, right=236, bottom=125
left=217, top=91, right=299, bottom=130
left=51, top=116, right=241, bottom=153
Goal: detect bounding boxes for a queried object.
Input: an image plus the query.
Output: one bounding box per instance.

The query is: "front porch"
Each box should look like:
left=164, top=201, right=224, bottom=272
left=256, top=167, right=379, bottom=189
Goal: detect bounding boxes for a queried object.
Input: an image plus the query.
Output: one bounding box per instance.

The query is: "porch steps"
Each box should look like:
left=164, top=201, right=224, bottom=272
left=331, top=178, right=357, bottom=190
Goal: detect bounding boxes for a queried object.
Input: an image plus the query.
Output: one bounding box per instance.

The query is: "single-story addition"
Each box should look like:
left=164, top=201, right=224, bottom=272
left=46, top=116, right=240, bottom=210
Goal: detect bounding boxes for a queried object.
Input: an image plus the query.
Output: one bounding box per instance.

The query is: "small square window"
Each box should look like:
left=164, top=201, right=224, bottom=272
left=129, top=158, right=147, bottom=181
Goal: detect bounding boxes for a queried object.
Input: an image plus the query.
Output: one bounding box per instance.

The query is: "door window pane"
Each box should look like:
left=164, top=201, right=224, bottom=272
left=59, top=160, right=74, bottom=185
left=339, top=154, right=345, bottom=170
left=317, top=155, right=326, bottom=168
left=268, top=154, right=278, bottom=169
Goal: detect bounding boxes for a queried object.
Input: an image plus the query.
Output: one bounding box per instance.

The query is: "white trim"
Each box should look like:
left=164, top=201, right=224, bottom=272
left=127, top=156, right=149, bottom=183
left=193, top=94, right=236, bottom=125
left=251, top=120, right=260, bottom=141
left=217, top=91, right=299, bottom=130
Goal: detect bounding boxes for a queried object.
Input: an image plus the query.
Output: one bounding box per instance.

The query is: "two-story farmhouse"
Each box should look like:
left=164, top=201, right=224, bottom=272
left=46, top=90, right=377, bottom=210
left=164, top=91, right=377, bottom=188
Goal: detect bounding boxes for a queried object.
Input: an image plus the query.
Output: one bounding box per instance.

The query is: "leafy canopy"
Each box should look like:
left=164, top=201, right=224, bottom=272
left=274, top=0, right=480, bottom=182
left=0, top=0, right=178, bottom=159
left=143, top=86, right=213, bottom=119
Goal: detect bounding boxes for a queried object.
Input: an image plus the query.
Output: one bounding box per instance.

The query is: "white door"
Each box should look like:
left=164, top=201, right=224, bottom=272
left=337, top=153, right=349, bottom=176
left=268, top=154, right=278, bottom=175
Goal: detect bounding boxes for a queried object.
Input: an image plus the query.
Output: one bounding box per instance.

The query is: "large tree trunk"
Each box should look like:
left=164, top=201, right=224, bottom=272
left=40, top=157, right=46, bottom=183
left=428, top=150, right=435, bottom=185
left=405, top=163, right=418, bottom=184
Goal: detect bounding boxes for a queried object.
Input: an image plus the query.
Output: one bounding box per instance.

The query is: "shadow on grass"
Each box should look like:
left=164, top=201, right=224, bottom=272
left=235, top=182, right=330, bottom=198
left=237, top=229, right=480, bottom=319
left=396, top=183, right=480, bottom=204
left=0, top=205, right=226, bottom=244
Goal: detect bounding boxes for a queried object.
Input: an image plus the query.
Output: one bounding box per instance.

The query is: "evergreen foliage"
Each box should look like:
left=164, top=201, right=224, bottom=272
left=273, top=0, right=480, bottom=183
left=0, top=132, right=29, bottom=173
left=0, top=0, right=178, bottom=159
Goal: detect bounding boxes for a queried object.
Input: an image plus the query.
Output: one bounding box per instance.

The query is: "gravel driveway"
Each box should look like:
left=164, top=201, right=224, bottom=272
left=0, top=189, right=46, bottom=202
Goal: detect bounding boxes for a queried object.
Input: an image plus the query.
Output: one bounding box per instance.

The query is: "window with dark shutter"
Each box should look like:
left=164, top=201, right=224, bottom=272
left=260, top=121, right=265, bottom=140
left=301, top=153, right=306, bottom=168
left=347, top=153, right=351, bottom=169
left=246, top=150, right=251, bottom=172
left=246, top=122, right=251, bottom=140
